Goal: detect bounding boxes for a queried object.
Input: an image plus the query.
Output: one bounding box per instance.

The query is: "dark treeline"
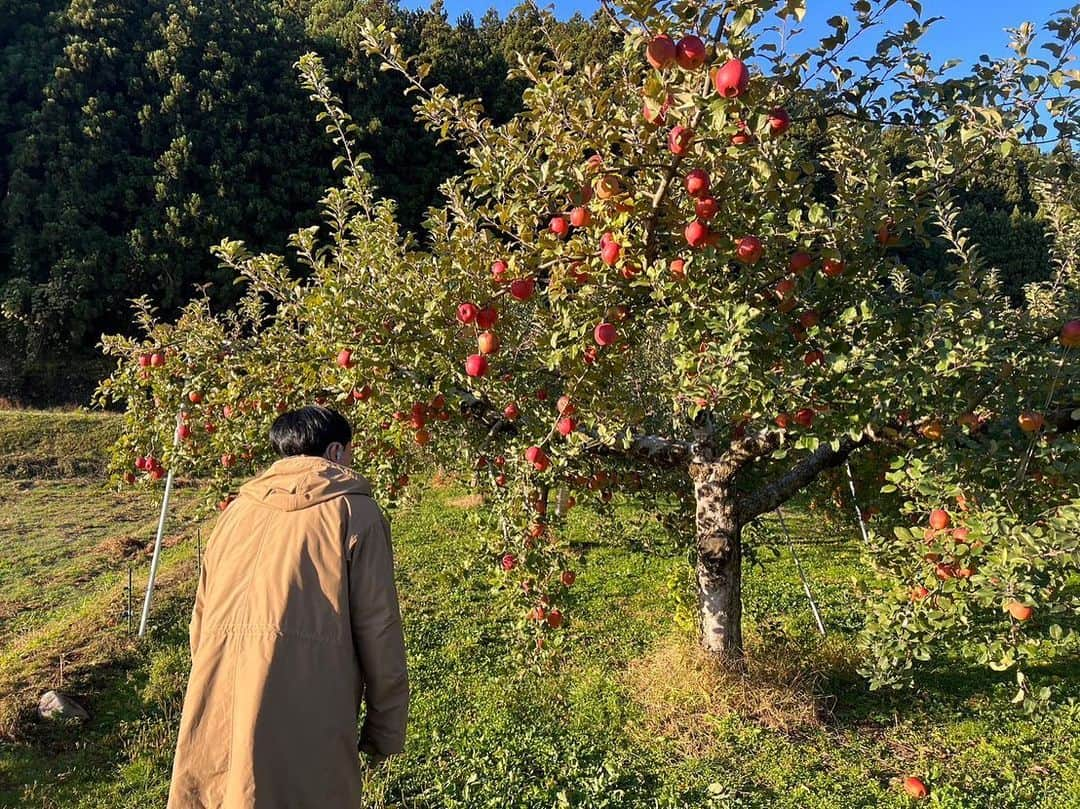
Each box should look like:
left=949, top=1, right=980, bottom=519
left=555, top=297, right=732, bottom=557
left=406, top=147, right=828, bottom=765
left=0, top=0, right=614, bottom=400
left=0, top=0, right=1059, bottom=403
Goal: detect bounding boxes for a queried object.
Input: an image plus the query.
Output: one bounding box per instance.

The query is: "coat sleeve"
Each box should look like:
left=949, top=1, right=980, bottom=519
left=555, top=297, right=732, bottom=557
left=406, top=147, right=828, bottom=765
left=346, top=498, right=409, bottom=757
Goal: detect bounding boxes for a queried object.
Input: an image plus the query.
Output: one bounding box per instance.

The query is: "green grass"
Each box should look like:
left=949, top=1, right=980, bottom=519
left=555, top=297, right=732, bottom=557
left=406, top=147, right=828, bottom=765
left=0, top=410, right=120, bottom=477
left=0, top=414, right=1078, bottom=808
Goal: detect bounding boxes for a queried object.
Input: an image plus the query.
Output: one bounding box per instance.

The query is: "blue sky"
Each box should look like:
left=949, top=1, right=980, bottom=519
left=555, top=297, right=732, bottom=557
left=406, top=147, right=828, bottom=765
left=400, top=0, right=1070, bottom=68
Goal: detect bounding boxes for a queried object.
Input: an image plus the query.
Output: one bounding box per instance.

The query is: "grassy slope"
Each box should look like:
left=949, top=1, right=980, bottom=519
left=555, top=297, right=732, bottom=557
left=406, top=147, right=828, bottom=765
left=0, top=413, right=1078, bottom=808
left=0, top=410, right=120, bottom=477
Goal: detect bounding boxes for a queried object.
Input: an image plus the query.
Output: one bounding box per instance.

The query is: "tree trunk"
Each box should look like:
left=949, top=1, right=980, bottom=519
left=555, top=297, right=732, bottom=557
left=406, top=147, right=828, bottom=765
left=694, top=471, right=744, bottom=661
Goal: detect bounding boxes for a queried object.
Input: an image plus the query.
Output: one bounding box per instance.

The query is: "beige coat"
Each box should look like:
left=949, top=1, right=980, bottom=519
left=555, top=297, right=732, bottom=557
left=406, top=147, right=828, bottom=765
left=167, top=456, right=409, bottom=809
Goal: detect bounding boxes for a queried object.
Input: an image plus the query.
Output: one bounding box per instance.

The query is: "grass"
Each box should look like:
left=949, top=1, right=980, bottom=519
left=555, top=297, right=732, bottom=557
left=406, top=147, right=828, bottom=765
left=1, top=411, right=1078, bottom=807
left=0, top=410, right=120, bottom=477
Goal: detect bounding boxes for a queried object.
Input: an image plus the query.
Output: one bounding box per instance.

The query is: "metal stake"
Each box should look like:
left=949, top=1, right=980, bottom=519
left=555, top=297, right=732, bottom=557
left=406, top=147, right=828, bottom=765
left=138, top=411, right=182, bottom=638
left=845, top=461, right=870, bottom=545
left=775, top=507, right=826, bottom=637
left=127, top=565, right=134, bottom=635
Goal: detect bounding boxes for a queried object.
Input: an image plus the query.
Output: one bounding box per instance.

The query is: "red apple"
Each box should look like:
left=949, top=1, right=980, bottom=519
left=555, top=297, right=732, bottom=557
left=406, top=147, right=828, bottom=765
left=594, top=322, right=617, bottom=346
left=137, top=354, right=151, bottom=368
left=549, top=216, right=569, bottom=238
left=684, top=168, right=709, bottom=197
left=557, top=395, right=575, bottom=415
left=561, top=570, right=576, bottom=587
left=1006, top=600, right=1033, bottom=621
left=476, top=306, right=498, bottom=330
left=465, top=354, right=488, bottom=377
left=414, top=429, right=431, bottom=447
left=789, top=251, right=813, bottom=274
left=510, top=277, right=535, bottom=301
left=204, top=421, right=217, bottom=433
left=775, top=413, right=791, bottom=429
left=668, top=125, right=693, bottom=155
left=1018, top=411, right=1044, bottom=432
left=557, top=417, right=576, bottom=436
left=685, top=220, right=709, bottom=248
left=1060, top=318, right=1080, bottom=348
left=712, top=58, right=749, bottom=97
left=336, top=348, right=354, bottom=369
left=569, top=206, right=590, bottom=227
left=730, top=120, right=753, bottom=146
left=150, top=352, right=165, bottom=367
left=670, top=258, right=687, bottom=280
left=123, top=471, right=136, bottom=485
left=804, top=349, right=824, bottom=366
left=221, top=453, right=236, bottom=468
left=177, top=424, right=191, bottom=441
left=735, top=236, right=763, bottom=264
left=642, top=96, right=671, bottom=126
left=902, top=776, right=928, bottom=799
left=775, top=277, right=796, bottom=299
left=675, top=35, right=706, bottom=70
left=646, top=34, right=677, bottom=70
left=502, top=553, right=517, bottom=571
left=410, top=403, right=427, bottom=428
left=601, top=238, right=621, bottom=266
left=495, top=473, right=507, bottom=487
left=491, top=259, right=509, bottom=283
left=798, top=310, right=820, bottom=329
left=352, top=384, right=373, bottom=402
left=768, top=106, right=791, bottom=135
left=794, top=408, right=815, bottom=428
left=477, top=331, right=499, bottom=355
left=547, top=609, right=564, bottom=628
left=929, top=509, right=950, bottom=530
left=503, top=402, right=520, bottom=420
left=524, top=445, right=549, bottom=471
left=694, top=196, right=718, bottom=220
left=457, top=302, right=479, bottom=324
left=594, top=173, right=624, bottom=199
left=822, top=258, right=845, bottom=277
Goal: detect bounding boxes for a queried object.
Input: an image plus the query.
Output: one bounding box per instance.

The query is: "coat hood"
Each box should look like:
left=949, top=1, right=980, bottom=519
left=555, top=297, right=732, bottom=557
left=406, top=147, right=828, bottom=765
left=238, top=456, right=372, bottom=512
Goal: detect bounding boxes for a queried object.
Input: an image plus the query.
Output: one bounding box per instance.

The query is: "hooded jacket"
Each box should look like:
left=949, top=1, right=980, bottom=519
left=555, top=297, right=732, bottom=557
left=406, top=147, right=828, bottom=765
left=166, top=455, right=409, bottom=809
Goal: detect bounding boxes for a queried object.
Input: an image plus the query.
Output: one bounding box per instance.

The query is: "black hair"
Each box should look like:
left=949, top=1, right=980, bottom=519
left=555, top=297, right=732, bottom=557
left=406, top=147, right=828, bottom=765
left=269, top=406, right=353, bottom=458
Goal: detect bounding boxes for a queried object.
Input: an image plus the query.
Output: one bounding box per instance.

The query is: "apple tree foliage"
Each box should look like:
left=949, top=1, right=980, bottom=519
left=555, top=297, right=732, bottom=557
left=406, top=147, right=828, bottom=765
left=98, top=0, right=1080, bottom=704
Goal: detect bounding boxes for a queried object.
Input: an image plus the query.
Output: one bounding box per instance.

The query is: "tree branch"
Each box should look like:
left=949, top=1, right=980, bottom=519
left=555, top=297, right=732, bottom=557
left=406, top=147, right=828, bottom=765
left=736, top=431, right=873, bottom=523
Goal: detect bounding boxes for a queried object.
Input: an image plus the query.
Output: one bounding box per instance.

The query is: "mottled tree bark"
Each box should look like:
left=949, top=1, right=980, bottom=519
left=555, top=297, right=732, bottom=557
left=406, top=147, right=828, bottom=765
left=692, top=458, right=743, bottom=661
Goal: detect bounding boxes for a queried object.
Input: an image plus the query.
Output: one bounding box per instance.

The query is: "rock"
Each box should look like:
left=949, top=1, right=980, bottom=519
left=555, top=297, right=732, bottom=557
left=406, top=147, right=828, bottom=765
left=37, top=690, right=89, bottom=722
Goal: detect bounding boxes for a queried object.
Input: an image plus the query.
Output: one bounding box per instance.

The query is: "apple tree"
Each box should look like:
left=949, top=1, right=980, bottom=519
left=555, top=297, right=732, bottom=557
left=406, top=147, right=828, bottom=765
left=98, top=0, right=1080, bottom=697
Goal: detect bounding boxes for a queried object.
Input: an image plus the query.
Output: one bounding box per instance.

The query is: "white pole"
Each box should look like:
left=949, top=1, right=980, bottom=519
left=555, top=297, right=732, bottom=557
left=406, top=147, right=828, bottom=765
left=775, top=507, right=826, bottom=637
left=844, top=461, right=870, bottom=545
left=138, top=412, right=182, bottom=638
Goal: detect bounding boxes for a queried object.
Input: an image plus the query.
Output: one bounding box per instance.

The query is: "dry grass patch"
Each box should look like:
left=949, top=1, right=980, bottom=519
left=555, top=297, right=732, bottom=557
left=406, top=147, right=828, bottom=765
left=623, top=630, right=856, bottom=757
left=446, top=493, right=484, bottom=509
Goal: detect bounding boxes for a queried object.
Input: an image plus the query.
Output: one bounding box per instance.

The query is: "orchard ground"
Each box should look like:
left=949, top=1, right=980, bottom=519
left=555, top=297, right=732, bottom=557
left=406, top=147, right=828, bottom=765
left=0, top=410, right=1078, bottom=808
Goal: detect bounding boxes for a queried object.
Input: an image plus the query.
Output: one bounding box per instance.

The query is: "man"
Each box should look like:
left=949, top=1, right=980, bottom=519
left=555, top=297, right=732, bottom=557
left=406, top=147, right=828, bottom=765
left=167, top=406, right=409, bottom=809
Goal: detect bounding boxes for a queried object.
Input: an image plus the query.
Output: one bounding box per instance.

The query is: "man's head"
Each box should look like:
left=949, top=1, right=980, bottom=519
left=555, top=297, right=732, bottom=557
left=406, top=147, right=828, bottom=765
left=269, top=406, right=353, bottom=466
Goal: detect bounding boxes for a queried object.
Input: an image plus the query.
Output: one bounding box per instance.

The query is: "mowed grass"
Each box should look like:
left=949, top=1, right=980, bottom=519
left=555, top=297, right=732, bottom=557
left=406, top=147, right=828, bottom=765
left=1, top=411, right=1078, bottom=808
